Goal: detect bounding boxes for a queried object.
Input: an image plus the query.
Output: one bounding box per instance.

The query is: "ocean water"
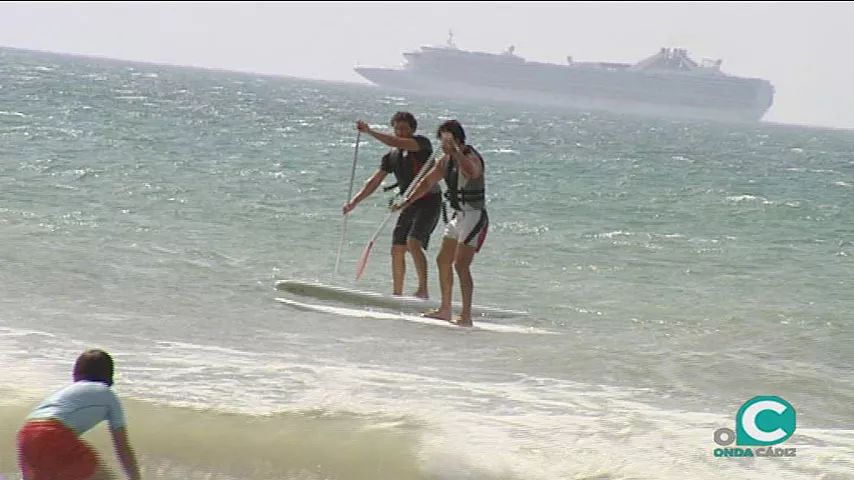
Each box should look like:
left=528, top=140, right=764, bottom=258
left=0, top=46, right=852, bottom=479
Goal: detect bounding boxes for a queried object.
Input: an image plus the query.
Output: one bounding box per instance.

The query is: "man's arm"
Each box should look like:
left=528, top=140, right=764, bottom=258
left=447, top=147, right=483, bottom=179
left=344, top=169, right=388, bottom=214
left=357, top=121, right=422, bottom=151
left=111, top=427, right=142, bottom=480
left=368, top=129, right=422, bottom=151
left=393, top=158, right=445, bottom=211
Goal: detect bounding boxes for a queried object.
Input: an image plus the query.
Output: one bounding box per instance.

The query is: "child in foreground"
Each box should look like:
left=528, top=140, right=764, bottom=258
left=16, top=349, right=142, bottom=480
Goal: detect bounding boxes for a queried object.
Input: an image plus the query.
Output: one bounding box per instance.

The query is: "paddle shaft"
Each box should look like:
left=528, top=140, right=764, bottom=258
left=335, top=131, right=360, bottom=275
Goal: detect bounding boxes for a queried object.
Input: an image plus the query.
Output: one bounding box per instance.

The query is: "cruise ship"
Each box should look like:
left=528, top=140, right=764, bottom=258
left=354, top=31, right=775, bottom=123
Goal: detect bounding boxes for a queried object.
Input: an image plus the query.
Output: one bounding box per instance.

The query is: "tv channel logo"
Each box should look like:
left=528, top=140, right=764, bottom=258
left=713, top=395, right=796, bottom=458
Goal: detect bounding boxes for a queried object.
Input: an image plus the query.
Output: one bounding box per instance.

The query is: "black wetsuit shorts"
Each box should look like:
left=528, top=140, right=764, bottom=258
left=392, top=192, right=442, bottom=249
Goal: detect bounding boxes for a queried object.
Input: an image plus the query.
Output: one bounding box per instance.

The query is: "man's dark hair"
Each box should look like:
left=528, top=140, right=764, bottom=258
left=436, top=120, right=466, bottom=143
left=390, top=111, right=417, bottom=131
left=73, top=349, right=115, bottom=387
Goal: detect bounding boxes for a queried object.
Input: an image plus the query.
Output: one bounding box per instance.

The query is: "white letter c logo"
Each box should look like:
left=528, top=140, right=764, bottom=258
left=741, top=400, right=787, bottom=443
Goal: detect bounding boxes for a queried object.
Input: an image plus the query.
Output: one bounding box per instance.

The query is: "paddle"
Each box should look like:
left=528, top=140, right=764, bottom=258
left=354, top=148, right=438, bottom=281
left=335, top=131, right=360, bottom=275
left=354, top=209, right=395, bottom=281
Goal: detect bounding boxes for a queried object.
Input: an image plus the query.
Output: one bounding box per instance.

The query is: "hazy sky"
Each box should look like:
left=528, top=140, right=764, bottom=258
left=1, top=1, right=852, bottom=130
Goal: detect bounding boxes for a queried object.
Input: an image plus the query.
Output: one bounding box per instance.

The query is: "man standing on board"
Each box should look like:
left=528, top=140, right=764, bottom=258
left=392, top=120, right=488, bottom=327
left=343, top=112, right=443, bottom=299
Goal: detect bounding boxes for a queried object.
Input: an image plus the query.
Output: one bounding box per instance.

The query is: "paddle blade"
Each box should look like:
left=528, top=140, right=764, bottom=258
left=355, top=240, right=376, bottom=281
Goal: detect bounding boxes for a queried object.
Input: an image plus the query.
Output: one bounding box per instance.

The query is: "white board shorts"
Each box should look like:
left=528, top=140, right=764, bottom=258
left=444, top=208, right=489, bottom=253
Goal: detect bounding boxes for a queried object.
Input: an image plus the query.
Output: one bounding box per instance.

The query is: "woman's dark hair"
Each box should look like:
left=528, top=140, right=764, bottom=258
left=390, top=111, right=417, bottom=131
left=436, top=120, right=466, bottom=143
left=73, top=349, right=115, bottom=387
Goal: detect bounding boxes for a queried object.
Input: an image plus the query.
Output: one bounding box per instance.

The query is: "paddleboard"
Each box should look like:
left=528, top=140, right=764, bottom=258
left=275, top=297, right=555, bottom=335
left=274, top=279, right=529, bottom=318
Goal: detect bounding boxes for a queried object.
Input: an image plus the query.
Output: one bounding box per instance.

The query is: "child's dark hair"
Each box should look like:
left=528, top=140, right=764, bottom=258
left=436, top=120, right=466, bottom=143
left=390, top=111, right=417, bottom=131
left=73, top=349, right=115, bottom=387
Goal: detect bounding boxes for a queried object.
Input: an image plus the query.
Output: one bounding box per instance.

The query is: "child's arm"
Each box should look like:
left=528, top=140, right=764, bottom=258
left=111, top=426, right=142, bottom=480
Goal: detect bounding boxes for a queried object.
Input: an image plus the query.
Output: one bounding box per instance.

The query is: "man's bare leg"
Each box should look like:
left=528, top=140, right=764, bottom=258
left=407, top=237, right=429, bottom=298
left=452, top=243, right=477, bottom=327
left=391, top=245, right=407, bottom=296
left=422, top=238, right=457, bottom=321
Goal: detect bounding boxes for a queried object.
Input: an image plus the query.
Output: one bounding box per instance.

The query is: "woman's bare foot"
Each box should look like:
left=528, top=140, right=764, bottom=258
left=412, top=289, right=429, bottom=299
left=422, top=308, right=451, bottom=321
left=450, top=316, right=473, bottom=327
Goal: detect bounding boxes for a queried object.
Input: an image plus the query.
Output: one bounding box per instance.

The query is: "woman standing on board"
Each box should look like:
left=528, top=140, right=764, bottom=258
left=392, top=120, right=489, bottom=327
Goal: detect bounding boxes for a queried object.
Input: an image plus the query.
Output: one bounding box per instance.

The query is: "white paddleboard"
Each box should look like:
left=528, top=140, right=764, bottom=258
left=275, top=279, right=528, bottom=318
left=275, top=297, right=555, bottom=335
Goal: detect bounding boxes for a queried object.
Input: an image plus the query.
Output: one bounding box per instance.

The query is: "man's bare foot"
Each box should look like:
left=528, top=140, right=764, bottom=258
left=412, top=289, right=429, bottom=299
left=450, top=316, right=473, bottom=327
left=422, top=308, right=451, bottom=321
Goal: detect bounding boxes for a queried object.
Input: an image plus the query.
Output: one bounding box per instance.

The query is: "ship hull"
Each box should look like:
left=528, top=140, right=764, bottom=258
left=355, top=67, right=769, bottom=123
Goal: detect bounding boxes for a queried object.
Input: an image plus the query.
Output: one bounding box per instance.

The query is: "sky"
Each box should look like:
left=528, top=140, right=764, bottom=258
left=1, top=1, right=852, bottom=130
